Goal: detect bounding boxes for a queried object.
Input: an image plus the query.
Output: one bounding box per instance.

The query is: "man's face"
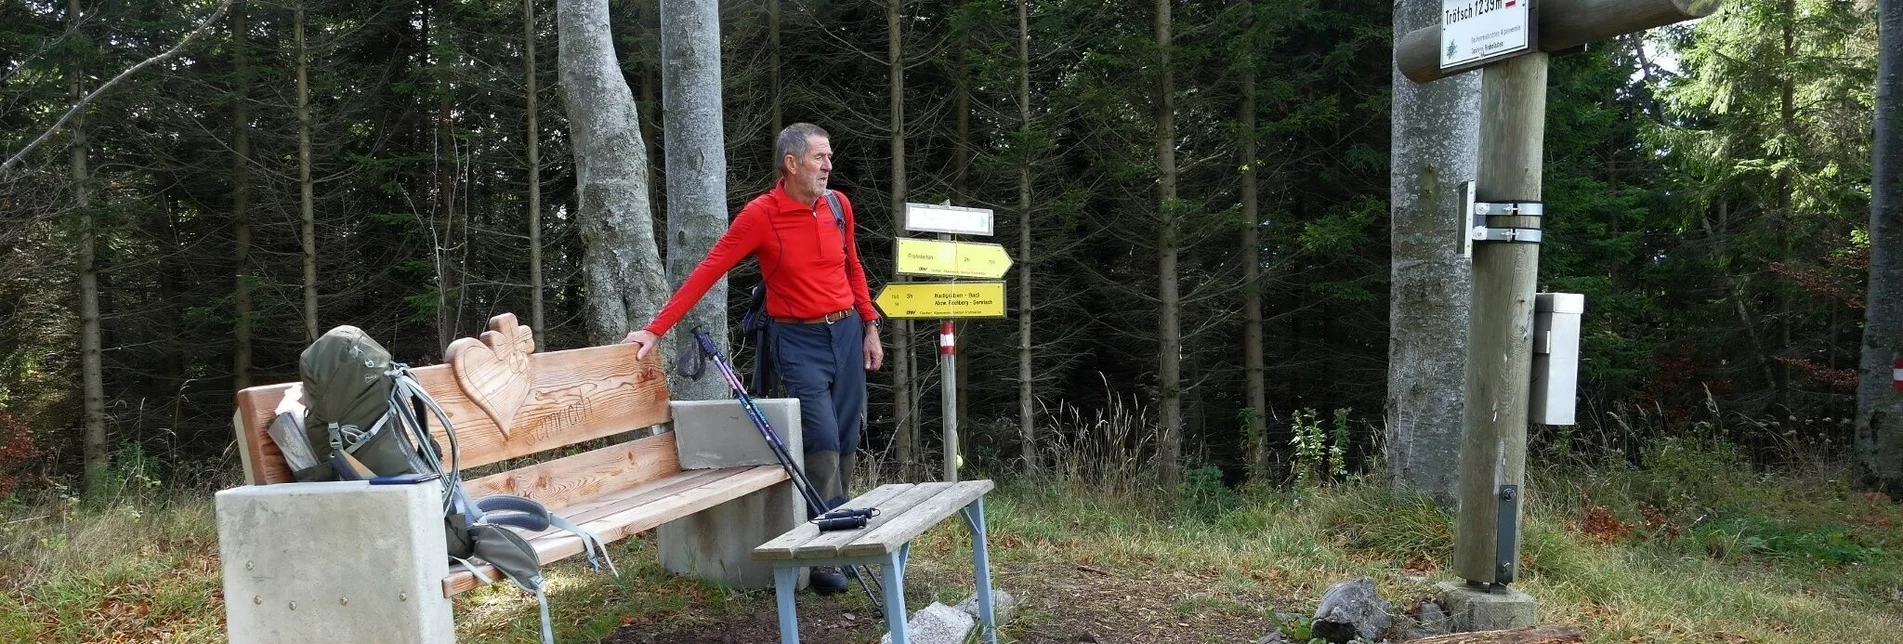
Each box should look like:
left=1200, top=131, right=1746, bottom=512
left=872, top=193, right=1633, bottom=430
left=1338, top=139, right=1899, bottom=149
left=784, top=136, right=833, bottom=198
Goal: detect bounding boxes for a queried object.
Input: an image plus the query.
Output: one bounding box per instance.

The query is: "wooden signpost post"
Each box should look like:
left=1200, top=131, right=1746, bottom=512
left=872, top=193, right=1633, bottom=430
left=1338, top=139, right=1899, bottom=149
left=1395, top=0, right=1717, bottom=630
left=882, top=203, right=1012, bottom=482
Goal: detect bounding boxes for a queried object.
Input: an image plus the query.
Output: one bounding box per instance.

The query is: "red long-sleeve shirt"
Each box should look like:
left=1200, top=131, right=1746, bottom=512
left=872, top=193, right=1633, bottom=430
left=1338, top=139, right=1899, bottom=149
left=643, top=183, right=879, bottom=337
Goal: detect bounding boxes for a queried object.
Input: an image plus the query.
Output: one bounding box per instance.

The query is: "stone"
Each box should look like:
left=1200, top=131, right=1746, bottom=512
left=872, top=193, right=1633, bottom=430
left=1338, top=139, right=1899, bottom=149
left=879, top=602, right=975, bottom=644
left=1254, top=630, right=1293, bottom=644
left=1311, top=577, right=1393, bottom=643
left=1417, top=600, right=1451, bottom=635
left=1435, top=581, right=1537, bottom=632
left=954, top=587, right=1020, bottom=625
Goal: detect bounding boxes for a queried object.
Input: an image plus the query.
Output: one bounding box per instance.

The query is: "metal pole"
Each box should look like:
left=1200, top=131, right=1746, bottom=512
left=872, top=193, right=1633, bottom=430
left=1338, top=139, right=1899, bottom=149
left=941, top=320, right=958, bottom=482
left=1455, top=52, right=1548, bottom=588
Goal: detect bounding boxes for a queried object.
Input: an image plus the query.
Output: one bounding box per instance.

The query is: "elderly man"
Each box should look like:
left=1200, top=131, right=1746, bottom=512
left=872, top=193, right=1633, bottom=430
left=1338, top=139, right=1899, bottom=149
left=624, top=122, right=883, bottom=594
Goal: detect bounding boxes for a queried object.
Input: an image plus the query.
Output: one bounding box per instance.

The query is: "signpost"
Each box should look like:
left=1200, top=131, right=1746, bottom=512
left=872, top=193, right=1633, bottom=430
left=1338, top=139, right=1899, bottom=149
left=895, top=239, right=1014, bottom=279
left=1397, top=0, right=1717, bottom=630
left=1439, top=0, right=1534, bottom=74
left=891, top=203, right=1011, bottom=482
left=876, top=282, right=1007, bottom=319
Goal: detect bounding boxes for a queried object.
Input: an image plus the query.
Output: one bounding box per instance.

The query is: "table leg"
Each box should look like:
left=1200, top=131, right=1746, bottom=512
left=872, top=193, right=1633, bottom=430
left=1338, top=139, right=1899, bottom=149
left=963, top=498, right=998, bottom=644
left=881, top=549, right=909, bottom=644
left=774, top=565, right=800, bottom=644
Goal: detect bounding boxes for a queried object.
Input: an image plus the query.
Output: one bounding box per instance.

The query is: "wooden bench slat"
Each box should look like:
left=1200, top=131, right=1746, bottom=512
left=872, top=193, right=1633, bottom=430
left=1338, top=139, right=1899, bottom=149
left=750, top=483, right=917, bottom=560
left=772, top=483, right=950, bottom=560
left=443, top=465, right=789, bottom=596
left=460, top=432, right=681, bottom=508
left=839, top=480, right=993, bottom=557
left=549, top=467, right=736, bottom=525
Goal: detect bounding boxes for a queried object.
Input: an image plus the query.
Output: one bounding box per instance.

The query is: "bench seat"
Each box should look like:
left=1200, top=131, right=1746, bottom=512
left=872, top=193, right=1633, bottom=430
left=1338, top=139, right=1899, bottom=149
left=445, top=463, right=787, bottom=596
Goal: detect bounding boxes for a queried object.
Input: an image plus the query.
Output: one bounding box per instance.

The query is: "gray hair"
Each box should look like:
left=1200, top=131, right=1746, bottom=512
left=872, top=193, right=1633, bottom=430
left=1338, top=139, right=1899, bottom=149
left=774, top=123, right=829, bottom=175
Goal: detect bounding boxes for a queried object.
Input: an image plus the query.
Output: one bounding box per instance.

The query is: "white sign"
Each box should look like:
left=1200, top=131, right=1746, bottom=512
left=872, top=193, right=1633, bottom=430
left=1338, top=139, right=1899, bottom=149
left=904, top=203, right=994, bottom=237
left=1440, top=0, right=1532, bottom=71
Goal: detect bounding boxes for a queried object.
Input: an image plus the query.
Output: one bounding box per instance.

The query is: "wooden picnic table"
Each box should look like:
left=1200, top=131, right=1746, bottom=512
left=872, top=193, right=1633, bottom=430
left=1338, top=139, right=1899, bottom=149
left=753, top=480, right=999, bottom=644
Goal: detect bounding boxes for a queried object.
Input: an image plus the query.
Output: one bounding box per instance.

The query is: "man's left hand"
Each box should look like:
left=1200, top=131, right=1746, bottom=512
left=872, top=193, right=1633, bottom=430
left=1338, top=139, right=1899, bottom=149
left=864, top=324, right=884, bottom=371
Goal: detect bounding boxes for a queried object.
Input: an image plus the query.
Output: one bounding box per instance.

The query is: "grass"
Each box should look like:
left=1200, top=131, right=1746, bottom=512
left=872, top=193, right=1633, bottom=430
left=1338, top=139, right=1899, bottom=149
left=2, top=441, right=1900, bottom=643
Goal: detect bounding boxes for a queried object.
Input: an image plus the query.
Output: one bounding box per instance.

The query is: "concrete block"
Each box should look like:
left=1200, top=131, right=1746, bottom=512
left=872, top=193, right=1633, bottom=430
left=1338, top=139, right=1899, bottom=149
left=217, top=480, right=453, bottom=644
left=1436, top=581, right=1537, bottom=632
left=658, top=479, right=806, bottom=589
left=670, top=398, right=802, bottom=469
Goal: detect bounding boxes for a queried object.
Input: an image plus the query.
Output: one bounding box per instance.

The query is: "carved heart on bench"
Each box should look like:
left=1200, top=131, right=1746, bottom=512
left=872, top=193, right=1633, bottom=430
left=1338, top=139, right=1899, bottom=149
left=448, top=313, right=536, bottom=438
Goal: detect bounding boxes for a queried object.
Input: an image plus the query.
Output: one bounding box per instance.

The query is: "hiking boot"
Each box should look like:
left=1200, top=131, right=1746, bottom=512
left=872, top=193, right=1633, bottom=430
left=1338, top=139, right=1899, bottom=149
left=809, top=566, right=848, bottom=595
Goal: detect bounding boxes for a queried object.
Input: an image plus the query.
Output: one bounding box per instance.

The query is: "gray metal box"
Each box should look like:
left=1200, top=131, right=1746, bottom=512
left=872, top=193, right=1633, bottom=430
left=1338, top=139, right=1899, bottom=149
left=1529, top=293, right=1584, bottom=426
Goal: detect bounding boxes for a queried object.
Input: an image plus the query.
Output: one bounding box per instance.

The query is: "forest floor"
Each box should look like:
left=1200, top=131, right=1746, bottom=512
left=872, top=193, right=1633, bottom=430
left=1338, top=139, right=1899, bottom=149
left=2, top=439, right=1901, bottom=643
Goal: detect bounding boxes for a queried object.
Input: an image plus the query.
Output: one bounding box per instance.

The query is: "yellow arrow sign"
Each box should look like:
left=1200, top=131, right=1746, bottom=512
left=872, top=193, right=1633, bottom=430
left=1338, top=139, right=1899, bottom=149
left=894, top=239, right=1014, bottom=279
left=875, top=282, right=1007, bottom=319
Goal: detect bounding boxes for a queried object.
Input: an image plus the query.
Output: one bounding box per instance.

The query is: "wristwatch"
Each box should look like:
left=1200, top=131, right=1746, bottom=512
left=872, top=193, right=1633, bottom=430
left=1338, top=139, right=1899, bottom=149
left=865, top=317, right=882, bottom=331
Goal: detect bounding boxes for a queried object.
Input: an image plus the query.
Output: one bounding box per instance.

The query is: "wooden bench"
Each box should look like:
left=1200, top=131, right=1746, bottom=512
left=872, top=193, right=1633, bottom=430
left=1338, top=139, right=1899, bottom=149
left=214, top=313, right=805, bottom=643
left=754, top=480, right=999, bottom=644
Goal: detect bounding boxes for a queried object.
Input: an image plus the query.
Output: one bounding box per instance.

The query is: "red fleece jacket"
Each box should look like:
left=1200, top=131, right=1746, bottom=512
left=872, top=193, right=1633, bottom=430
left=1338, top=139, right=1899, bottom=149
left=643, top=183, right=879, bottom=337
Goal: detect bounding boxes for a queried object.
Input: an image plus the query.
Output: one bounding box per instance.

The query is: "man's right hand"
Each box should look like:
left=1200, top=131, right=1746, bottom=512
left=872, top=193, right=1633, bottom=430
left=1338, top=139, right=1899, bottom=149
left=623, top=330, right=660, bottom=360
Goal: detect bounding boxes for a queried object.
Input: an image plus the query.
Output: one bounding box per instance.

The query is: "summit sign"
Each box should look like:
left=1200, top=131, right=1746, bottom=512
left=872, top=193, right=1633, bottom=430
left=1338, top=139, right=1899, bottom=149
left=1439, top=0, right=1533, bottom=72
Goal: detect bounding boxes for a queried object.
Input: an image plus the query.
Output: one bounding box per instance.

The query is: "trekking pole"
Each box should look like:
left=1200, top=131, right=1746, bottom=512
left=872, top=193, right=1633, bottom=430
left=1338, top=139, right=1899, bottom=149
left=689, top=330, right=885, bottom=606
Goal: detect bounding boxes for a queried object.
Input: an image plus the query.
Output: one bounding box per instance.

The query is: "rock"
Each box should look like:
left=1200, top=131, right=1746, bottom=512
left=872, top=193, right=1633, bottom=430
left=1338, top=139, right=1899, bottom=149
left=954, top=587, right=1020, bottom=625
left=1311, top=577, right=1393, bottom=643
left=1417, top=601, right=1450, bottom=635
left=878, top=602, right=975, bottom=644
left=1255, top=630, right=1293, bottom=644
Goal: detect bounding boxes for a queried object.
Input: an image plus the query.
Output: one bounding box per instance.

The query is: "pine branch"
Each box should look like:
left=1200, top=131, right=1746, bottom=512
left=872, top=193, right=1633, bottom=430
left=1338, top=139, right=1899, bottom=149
left=1, top=0, right=237, bottom=177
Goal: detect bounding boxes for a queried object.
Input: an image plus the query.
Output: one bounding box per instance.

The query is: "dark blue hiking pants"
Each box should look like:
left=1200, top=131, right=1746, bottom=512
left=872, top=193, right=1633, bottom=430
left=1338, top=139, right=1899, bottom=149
left=769, top=313, right=866, bottom=510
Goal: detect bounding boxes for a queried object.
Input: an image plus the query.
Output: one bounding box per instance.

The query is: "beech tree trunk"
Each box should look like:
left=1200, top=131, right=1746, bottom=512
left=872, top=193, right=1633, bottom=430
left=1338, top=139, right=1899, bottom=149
left=557, top=0, right=666, bottom=345
left=661, top=0, right=730, bottom=400
left=1385, top=0, right=1480, bottom=507
left=1858, top=0, right=1903, bottom=495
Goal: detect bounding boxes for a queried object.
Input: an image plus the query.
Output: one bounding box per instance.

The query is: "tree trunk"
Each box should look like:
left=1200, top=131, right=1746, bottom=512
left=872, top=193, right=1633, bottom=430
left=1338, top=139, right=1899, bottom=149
left=1858, top=0, right=1903, bottom=495
left=889, top=0, right=919, bottom=480
left=434, top=2, right=463, bottom=351
left=769, top=0, right=781, bottom=133
left=297, top=0, right=318, bottom=341
left=527, top=0, right=546, bottom=344
left=231, top=2, right=254, bottom=390
left=557, top=0, right=667, bottom=345
left=1239, top=13, right=1267, bottom=482
left=1154, top=0, right=1182, bottom=492
left=1385, top=0, right=1479, bottom=508
left=661, top=0, right=730, bottom=400
left=1777, top=0, right=1796, bottom=410
left=1016, top=0, right=1037, bottom=476
left=952, top=3, right=972, bottom=452
left=71, top=0, right=107, bottom=493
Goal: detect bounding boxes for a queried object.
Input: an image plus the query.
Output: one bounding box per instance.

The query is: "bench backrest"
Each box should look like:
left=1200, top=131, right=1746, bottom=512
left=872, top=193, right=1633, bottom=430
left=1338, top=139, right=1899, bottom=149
left=232, top=314, right=675, bottom=505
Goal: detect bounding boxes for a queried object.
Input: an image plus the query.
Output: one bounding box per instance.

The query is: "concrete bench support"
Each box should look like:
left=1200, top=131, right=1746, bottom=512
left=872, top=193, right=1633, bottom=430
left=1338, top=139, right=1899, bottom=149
left=660, top=398, right=806, bottom=589
left=216, top=481, right=452, bottom=644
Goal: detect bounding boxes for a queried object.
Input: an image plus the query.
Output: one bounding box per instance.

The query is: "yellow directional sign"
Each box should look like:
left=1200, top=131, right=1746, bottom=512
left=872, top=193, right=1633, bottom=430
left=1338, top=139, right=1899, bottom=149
left=875, top=282, right=1007, bottom=319
left=894, top=239, right=1015, bottom=279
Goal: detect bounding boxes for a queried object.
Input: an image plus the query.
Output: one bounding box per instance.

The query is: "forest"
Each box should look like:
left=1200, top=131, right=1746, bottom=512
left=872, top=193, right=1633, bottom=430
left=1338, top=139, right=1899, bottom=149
left=0, top=0, right=1884, bottom=496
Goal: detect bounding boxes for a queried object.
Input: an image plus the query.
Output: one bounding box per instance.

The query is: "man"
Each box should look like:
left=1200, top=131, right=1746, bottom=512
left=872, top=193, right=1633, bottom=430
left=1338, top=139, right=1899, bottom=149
left=624, top=122, right=883, bottom=594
